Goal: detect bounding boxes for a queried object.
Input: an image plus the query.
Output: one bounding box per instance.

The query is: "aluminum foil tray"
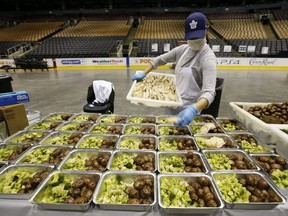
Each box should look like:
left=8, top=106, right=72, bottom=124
left=42, top=112, right=74, bottom=121
left=158, top=135, right=199, bottom=151
left=0, top=143, right=33, bottom=163
left=251, top=153, right=288, bottom=194
left=93, top=171, right=156, bottom=211
left=0, top=164, right=53, bottom=199
left=189, top=123, right=225, bottom=135
left=25, top=120, right=64, bottom=132
left=193, top=114, right=217, bottom=124
left=116, top=134, right=157, bottom=150
left=157, top=125, right=191, bottom=136
left=158, top=173, right=224, bottom=214
left=69, top=113, right=101, bottom=123
left=216, top=117, right=247, bottom=132
left=75, top=134, right=119, bottom=149
left=127, top=115, right=156, bottom=124
left=32, top=170, right=101, bottom=211
left=157, top=115, right=177, bottom=125
left=123, top=123, right=156, bottom=135
left=229, top=132, right=274, bottom=154
left=194, top=134, right=239, bottom=150
left=15, top=145, right=71, bottom=167
left=58, top=149, right=112, bottom=172
left=4, top=130, right=49, bottom=145
left=96, top=114, right=128, bottom=124
left=56, top=121, right=93, bottom=133
left=211, top=170, right=286, bottom=209
left=107, top=150, right=156, bottom=172
left=203, top=149, right=260, bottom=171
left=88, top=123, right=124, bottom=135
left=39, top=131, right=85, bottom=147
left=157, top=151, right=209, bottom=173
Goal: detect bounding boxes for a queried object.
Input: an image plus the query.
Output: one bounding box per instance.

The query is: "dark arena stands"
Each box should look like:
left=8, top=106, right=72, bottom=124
left=0, top=0, right=288, bottom=60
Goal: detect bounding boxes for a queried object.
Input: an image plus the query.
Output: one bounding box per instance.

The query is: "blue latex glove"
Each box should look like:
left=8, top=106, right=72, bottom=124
left=132, top=72, right=146, bottom=81
left=175, top=105, right=198, bottom=126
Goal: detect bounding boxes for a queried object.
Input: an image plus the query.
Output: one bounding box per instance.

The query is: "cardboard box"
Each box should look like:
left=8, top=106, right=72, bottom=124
left=0, top=103, right=28, bottom=136
left=0, top=91, right=30, bottom=106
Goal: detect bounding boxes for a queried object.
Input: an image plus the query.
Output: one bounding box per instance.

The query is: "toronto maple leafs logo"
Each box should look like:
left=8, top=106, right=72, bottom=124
left=189, top=20, right=197, bottom=29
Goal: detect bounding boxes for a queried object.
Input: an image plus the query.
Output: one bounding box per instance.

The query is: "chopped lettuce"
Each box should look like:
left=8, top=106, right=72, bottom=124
left=159, top=139, right=178, bottom=151
left=159, top=155, right=185, bottom=173
left=271, top=169, right=288, bottom=189
left=110, top=153, right=137, bottom=171
left=160, top=177, right=191, bottom=207
left=97, top=175, right=128, bottom=204
left=215, top=174, right=250, bottom=203
left=206, top=153, right=232, bottom=170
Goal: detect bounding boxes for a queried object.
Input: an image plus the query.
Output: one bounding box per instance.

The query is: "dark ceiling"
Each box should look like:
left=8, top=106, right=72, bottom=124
left=0, top=0, right=285, bottom=11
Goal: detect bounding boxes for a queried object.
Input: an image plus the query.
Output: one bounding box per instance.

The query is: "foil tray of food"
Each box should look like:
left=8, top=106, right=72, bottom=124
left=107, top=150, right=156, bottom=172
left=96, top=114, right=128, bottom=124
left=202, top=149, right=260, bottom=171
left=211, top=170, right=286, bottom=209
left=157, top=151, right=209, bottom=174
left=75, top=134, right=119, bottom=149
left=157, top=135, right=198, bottom=151
left=32, top=170, right=101, bottom=211
left=116, top=134, right=157, bottom=150
left=93, top=171, right=156, bottom=211
left=58, top=149, right=112, bottom=172
left=251, top=153, right=288, bottom=195
left=15, top=145, right=71, bottom=168
left=0, top=164, right=53, bottom=199
left=4, top=130, right=49, bottom=145
left=194, top=134, right=239, bottom=150
left=41, top=112, right=75, bottom=122
left=0, top=143, right=33, bottom=163
left=158, top=173, right=224, bottom=214
left=69, top=113, right=101, bottom=123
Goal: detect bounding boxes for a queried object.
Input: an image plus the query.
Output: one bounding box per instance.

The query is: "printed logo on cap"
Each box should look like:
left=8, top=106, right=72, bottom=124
left=189, top=20, right=197, bottom=30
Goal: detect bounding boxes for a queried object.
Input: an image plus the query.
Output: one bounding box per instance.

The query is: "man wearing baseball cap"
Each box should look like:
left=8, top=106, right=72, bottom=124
left=132, top=12, right=217, bottom=126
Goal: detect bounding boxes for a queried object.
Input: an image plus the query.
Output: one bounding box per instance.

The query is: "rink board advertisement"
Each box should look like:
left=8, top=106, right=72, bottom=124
left=55, top=58, right=126, bottom=68
left=2, top=57, right=288, bottom=70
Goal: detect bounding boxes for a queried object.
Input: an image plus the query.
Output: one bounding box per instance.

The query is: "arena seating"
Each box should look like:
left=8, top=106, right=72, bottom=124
left=0, top=22, right=63, bottom=42
left=26, top=36, right=124, bottom=58
left=0, top=9, right=288, bottom=59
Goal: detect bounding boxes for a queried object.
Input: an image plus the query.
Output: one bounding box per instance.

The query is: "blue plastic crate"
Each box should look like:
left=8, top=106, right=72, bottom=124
left=0, top=91, right=30, bottom=106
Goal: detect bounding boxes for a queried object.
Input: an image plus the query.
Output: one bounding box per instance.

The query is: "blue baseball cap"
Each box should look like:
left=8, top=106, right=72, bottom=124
left=185, top=12, right=207, bottom=40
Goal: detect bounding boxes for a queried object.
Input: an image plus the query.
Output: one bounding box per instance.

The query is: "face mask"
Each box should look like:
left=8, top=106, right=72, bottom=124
left=187, top=38, right=206, bottom=51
